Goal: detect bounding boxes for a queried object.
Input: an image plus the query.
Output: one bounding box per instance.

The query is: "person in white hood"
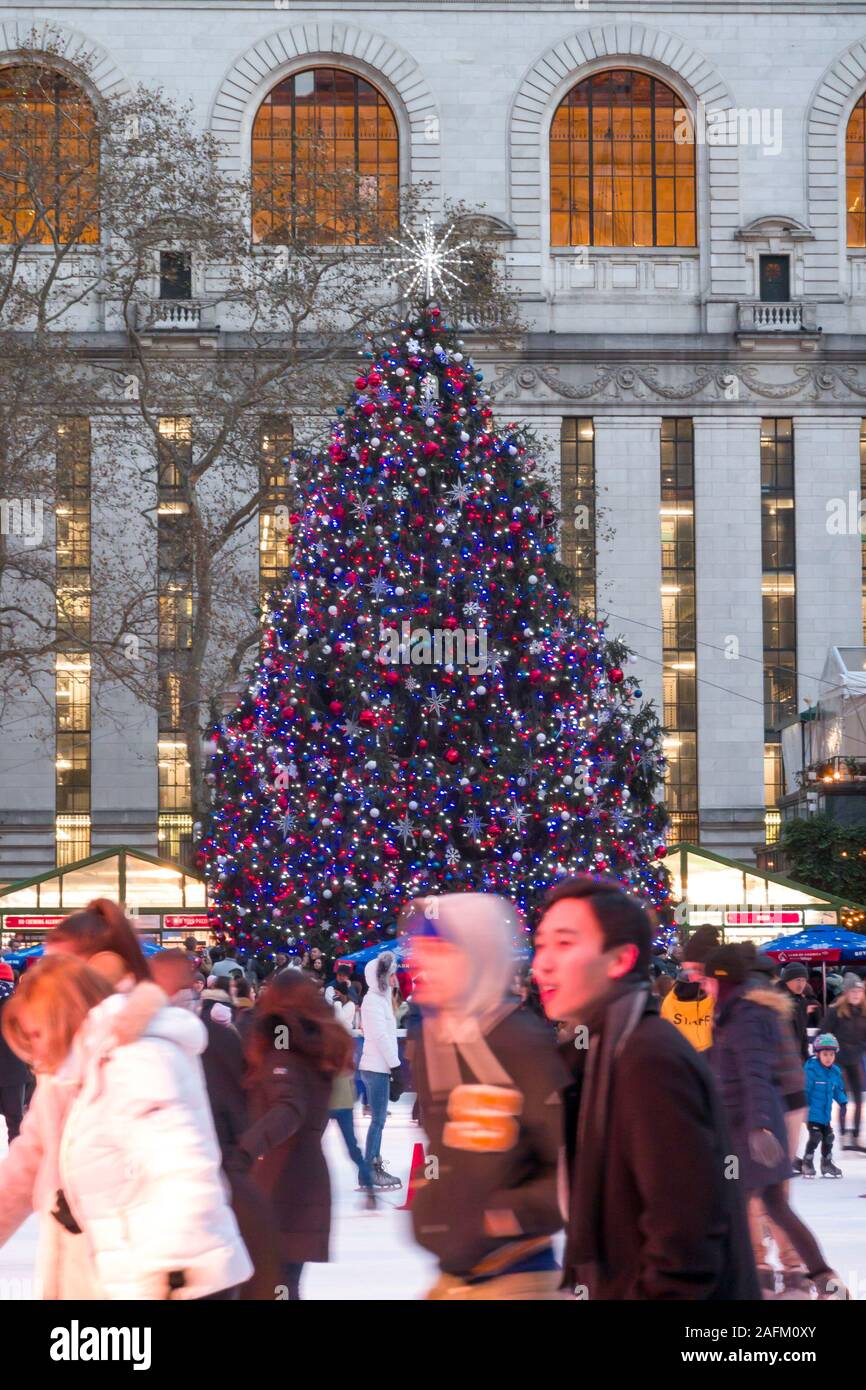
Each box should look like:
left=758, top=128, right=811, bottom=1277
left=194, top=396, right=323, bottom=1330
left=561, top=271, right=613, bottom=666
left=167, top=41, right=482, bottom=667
left=358, top=951, right=402, bottom=1190
left=0, top=954, right=252, bottom=1300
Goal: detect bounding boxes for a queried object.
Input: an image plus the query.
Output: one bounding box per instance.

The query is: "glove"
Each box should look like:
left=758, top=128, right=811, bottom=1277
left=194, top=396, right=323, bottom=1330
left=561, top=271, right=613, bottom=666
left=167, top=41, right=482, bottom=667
left=748, top=1128, right=784, bottom=1167
left=389, top=1067, right=404, bottom=1102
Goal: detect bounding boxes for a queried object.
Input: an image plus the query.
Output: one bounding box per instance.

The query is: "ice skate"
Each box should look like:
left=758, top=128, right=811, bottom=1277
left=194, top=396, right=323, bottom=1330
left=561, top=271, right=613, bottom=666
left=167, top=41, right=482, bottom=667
left=791, top=1156, right=803, bottom=1176
left=371, top=1156, right=402, bottom=1190
left=801, top=1155, right=816, bottom=1177
left=821, top=1156, right=843, bottom=1178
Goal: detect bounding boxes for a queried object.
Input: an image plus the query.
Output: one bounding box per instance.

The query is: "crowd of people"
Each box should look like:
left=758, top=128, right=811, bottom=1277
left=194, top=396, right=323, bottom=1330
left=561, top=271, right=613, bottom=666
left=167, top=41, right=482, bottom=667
left=0, top=881, right=862, bottom=1301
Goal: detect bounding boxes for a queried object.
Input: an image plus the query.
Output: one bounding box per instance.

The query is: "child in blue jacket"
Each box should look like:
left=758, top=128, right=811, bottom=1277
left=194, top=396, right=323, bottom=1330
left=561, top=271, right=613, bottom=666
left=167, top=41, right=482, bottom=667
left=797, top=1033, right=848, bottom=1178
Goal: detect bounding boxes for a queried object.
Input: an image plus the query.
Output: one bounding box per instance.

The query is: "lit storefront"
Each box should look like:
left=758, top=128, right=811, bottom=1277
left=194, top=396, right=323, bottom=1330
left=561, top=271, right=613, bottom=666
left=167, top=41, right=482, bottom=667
left=0, top=846, right=211, bottom=951
left=668, top=842, right=862, bottom=947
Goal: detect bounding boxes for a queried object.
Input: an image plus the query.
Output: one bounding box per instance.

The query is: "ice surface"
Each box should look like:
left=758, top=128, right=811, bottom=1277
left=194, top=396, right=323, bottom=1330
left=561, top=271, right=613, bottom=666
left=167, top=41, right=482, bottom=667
left=2, top=1100, right=865, bottom=1300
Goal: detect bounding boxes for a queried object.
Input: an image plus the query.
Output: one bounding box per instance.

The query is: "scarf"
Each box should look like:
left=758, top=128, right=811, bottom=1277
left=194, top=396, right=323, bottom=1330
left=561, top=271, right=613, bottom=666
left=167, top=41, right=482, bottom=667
left=563, top=977, right=651, bottom=1293
left=423, top=998, right=519, bottom=1095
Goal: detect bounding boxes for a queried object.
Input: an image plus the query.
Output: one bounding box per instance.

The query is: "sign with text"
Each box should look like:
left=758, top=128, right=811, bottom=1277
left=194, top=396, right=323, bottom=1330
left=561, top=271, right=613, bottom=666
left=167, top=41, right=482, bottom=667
left=724, top=911, right=802, bottom=927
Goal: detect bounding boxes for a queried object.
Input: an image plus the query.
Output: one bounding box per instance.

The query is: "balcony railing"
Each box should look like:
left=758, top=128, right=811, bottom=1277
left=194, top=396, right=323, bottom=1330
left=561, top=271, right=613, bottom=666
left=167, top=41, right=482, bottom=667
left=136, top=300, right=216, bottom=333
left=737, top=301, right=816, bottom=333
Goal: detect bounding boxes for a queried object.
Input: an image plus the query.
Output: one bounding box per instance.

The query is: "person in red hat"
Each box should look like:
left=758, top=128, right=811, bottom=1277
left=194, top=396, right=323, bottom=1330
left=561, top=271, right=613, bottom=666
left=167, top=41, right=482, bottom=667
left=0, top=962, right=29, bottom=1144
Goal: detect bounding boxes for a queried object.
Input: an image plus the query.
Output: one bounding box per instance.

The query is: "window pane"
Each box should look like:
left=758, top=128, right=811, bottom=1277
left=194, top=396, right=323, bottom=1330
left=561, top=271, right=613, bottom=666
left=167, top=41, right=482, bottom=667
left=252, top=67, right=399, bottom=246
left=550, top=71, right=696, bottom=248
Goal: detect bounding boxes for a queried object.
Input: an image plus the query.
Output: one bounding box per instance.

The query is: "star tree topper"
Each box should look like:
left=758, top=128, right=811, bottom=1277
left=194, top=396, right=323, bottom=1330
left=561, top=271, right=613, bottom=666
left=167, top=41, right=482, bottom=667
left=384, top=215, right=471, bottom=302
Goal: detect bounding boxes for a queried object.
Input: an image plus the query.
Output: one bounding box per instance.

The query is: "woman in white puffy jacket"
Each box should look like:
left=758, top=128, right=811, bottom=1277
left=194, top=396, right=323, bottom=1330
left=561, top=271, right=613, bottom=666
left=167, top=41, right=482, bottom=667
left=358, top=951, right=402, bottom=1189
left=0, top=954, right=252, bottom=1300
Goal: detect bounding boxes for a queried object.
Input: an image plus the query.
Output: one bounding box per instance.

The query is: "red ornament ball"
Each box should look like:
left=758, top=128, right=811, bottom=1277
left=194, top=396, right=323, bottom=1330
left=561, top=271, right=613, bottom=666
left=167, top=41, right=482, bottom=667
left=609, top=667, right=624, bottom=684
left=444, top=749, right=459, bottom=764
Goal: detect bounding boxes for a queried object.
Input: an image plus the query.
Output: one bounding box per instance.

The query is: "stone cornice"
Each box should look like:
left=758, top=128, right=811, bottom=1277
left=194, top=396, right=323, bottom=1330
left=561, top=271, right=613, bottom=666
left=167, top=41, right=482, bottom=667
left=490, top=360, right=866, bottom=407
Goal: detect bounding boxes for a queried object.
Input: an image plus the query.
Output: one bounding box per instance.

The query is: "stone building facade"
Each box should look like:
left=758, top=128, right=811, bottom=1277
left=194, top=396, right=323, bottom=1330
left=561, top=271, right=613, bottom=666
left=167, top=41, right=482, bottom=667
left=3, top=0, right=866, bottom=876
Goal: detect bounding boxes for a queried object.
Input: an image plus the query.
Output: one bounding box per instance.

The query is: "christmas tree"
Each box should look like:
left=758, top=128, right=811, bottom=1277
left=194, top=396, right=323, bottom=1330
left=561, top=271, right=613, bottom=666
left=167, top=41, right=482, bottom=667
left=200, top=302, right=670, bottom=958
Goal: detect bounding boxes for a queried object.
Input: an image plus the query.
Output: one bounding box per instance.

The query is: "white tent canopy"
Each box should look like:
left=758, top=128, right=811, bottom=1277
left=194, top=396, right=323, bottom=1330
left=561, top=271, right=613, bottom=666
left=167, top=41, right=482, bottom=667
left=782, top=646, right=866, bottom=793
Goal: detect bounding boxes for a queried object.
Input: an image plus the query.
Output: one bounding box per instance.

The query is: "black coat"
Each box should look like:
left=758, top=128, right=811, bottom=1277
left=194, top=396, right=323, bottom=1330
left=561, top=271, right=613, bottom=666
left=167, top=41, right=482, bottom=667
left=411, top=1005, right=568, bottom=1278
left=708, top=987, right=790, bottom=1193
left=775, top=981, right=809, bottom=1062
left=241, top=1049, right=332, bottom=1263
left=0, top=995, right=29, bottom=1087
left=196, top=1016, right=279, bottom=1300
left=562, top=1000, right=760, bottom=1301
left=819, top=1003, right=866, bottom=1070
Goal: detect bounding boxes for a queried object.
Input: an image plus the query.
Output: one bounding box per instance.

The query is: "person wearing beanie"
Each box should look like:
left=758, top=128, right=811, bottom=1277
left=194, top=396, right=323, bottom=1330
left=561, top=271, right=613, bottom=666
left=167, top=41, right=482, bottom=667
left=776, top=962, right=810, bottom=1062
left=819, top=973, right=866, bottom=1150
left=406, top=894, right=568, bottom=1299
left=797, top=1034, right=847, bottom=1179
left=0, top=963, right=29, bottom=1144
left=705, top=945, right=844, bottom=1299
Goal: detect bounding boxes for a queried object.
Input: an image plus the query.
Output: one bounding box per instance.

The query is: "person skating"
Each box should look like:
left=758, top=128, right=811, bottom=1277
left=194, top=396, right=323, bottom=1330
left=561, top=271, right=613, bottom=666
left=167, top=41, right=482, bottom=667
left=775, top=962, right=811, bottom=1063
left=405, top=895, right=568, bottom=1300
left=798, top=1034, right=847, bottom=1179
left=0, top=963, right=29, bottom=1144
left=820, top=974, right=866, bottom=1150
left=358, top=951, right=402, bottom=1190
left=0, top=954, right=251, bottom=1299
left=533, top=876, right=759, bottom=1300
left=329, top=981, right=376, bottom=1207
left=240, top=972, right=353, bottom=1300
left=704, top=945, right=845, bottom=1299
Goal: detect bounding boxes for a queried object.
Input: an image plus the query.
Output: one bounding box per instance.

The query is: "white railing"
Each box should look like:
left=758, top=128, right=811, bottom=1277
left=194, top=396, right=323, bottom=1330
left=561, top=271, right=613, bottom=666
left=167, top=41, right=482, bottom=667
left=136, top=300, right=207, bottom=332
left=737, top=302, right=814, bottom=333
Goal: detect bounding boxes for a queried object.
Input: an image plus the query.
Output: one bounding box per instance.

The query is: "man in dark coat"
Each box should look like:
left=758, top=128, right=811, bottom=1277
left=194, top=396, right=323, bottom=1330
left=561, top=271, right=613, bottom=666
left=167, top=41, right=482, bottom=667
left=776, top=962, right=810, bottom=1061
left=0, top=966, right=30, bottom=1143
left=533, top=876, right=760, bottom=1301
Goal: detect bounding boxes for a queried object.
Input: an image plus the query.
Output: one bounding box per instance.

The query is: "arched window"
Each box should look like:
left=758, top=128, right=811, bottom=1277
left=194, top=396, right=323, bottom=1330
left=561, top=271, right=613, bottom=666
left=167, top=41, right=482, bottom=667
left=252, top=67, right=399, bottom=245
left=847, top=95, right=866, bottom=246
left=0, top=64, right=98, bottom=245
left=550, top=69, right=696, bottom=248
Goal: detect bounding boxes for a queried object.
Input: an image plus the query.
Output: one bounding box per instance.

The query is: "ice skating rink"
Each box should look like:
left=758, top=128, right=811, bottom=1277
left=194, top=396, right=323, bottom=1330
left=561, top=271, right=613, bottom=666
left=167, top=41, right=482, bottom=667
left=2, top=1097, right=866, bottom=1301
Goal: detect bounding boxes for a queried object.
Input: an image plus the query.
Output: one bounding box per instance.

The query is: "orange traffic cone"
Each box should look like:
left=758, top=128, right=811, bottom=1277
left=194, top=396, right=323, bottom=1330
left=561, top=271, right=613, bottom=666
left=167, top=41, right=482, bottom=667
left=397, top=1141, right=427, bottom=1210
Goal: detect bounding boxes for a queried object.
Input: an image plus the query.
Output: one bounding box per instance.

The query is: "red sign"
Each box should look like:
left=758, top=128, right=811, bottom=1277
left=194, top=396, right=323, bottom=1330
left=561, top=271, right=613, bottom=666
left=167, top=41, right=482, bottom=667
left=164, top=915, right=211, bottom=931
left=724, top=911, right=802, bottom=927
left=4, top=916, right=64, bottom=930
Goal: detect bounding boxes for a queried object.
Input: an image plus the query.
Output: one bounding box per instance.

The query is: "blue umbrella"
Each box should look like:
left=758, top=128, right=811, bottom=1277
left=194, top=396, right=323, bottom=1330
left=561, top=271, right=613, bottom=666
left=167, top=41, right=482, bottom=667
left=1, top=939, right=163, bottom=970
left=761, top=926, right=866, bottom=964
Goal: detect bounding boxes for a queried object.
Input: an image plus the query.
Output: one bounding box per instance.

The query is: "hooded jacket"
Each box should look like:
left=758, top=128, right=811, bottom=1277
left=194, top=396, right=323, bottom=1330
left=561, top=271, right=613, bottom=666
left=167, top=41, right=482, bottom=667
left=804, top=1056, right=848, bottom=1126
left=359, top=953, right=399, bottom=1073
left=660, top=980, right=713, bottom=1051
left=0, top=982, right=252, bottom=1299
left=409, top=894, right=568, bottom=1279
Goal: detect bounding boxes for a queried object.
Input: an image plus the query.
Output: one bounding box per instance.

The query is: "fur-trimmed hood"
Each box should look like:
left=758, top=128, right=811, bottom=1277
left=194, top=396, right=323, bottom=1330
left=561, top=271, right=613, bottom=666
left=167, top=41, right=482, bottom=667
left=744, top=984, right=793, bottom=1019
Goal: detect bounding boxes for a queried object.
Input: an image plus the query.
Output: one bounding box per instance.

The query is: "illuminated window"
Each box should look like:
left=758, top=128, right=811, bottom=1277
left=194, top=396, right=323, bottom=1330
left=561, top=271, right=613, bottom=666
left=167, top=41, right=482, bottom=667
left=157, top=416, right=192, bottom=498
left=560, top=419, right=596, bottom=616
left=55, top=814, right=91, bottom=866
left=158, top=740, right=191, bottom=813
left=0, top=65, right=98, bottom=245
left=159, top=588, right=193, bottom=651
left=55, top=421, right=91, bottom=846
left=660, top=419, right=698, bottom=842
left=252, top=67, right=399, bottom=245
left=260, top=419, right=294, bottom=608
left=761, top=420, right=796, bottom=827
left=550, top=69, right=696, bottom=248
left=847, top=95, right=866, bottom=246
left=158, top=812, right=194, bottom=866
left=861, top=422, right=866, bottom=642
